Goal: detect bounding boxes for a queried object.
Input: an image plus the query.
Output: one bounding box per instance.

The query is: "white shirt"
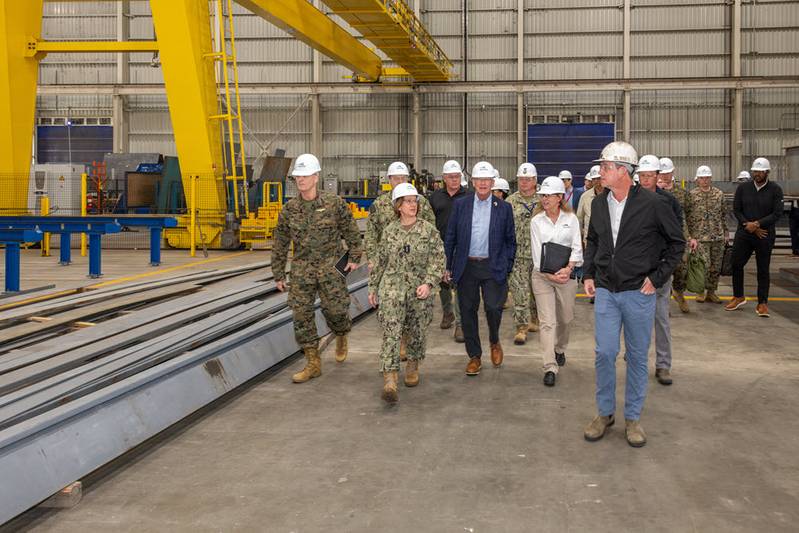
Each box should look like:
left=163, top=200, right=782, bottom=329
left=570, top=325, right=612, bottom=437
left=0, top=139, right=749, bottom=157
left=607, top=190, right=627, bottom=246
left=530, top=210, right=584, bottom=272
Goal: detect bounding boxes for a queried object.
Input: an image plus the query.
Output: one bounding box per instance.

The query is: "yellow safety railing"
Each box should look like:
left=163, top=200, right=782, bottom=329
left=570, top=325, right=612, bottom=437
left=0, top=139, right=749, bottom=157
left=80, top=172, right=87, bottom=257
left=40, top=195, right=50, bottom=257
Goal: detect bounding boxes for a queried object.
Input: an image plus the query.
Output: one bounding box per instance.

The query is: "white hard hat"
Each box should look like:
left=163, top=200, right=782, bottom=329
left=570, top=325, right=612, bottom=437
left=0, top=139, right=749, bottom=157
left=589, top=165, right=601, bottom=179
left=538, top=176, right=566, bottom=195
left=442, top=160, right=462, bottom=175
left=558, top=170, right=573, bottom=181
left=387, top=161, right=410, bottom=176
left=491, top=177, right=510, bottom=192
left=736, top=170, right=751, bottom=182
left=658, top=157, right=675, bottom=174
left=471, top=161, right=495, bottom=179
left=695, top=165, right=712, bottom=179
left=391, top=182, right=419, bottom=202
left=291, top=153, right=321, bottom=176
left=638, top=154, right=660, bottom=173
left=751, top=157, right=771, bottom=172
left=594, top=141, right=638, bottom=167
left=584, top=172, right=593, bottom=182
left=517, top=162, right=537, bottom=178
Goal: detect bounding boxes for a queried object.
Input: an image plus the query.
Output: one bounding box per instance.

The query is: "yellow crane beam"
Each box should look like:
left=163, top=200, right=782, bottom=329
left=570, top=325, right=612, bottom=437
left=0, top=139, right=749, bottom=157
left=235, top=0, right=383, bottom=82
left=25, top=39, right=158, bottom=57
left=321, top=0, right=452, bottom=81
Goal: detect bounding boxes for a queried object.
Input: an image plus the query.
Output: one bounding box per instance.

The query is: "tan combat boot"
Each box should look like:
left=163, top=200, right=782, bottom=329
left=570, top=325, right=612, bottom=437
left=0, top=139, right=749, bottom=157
left=335, top=334, right=348, bottom=362
left=400, top=334, right=408, bottom=361
left=584, top=414, right=615, bottom=442
left=404, top=359, right=420, bottom=387
left=454, top=326, right=465, bottom=343
left=292, top=346, right=321, bottom=383
left=695, top=291, right=706, bottom=303
left=706, top=291, right=722, bottom=304
left=528, top=316, right=540, bottom=332
left=382, top=371, right=399, bottom=403
left=513, top=325, right=527, bottom=345
left=625, top=419, right=647, bottom=448
left=440, top=311, right=455, bottom=330
left=672, top=290, right=690, bottom=313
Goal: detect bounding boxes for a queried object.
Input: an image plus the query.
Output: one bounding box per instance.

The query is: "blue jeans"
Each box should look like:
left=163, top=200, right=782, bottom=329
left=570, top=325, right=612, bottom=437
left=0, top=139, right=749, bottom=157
left=594, top=287, right=657, bottom=421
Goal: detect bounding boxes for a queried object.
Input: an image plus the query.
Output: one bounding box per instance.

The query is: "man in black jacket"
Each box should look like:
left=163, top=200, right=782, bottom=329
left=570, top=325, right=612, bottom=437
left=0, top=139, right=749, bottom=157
left=582, top=142, right=685, bottom=448
left=429, top=160, right=468, bottom=337
left=725, top=157, right=784, bottom=317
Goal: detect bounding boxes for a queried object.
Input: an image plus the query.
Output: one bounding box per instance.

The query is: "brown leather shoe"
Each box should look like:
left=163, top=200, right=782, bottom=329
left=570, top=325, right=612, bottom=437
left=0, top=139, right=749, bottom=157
left=490, top=343, right=504, bottom=367
left=756, top=303, right=770, bottom=317
left=465, top=357, right=481, bottom=376
left=725, top=296, right=747, bottom=311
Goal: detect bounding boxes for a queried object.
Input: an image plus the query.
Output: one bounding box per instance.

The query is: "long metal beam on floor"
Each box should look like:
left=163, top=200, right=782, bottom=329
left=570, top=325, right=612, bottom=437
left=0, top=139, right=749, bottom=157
left=0, top=270, right=370, bottom=524
left=35, top=75, right=799, bottom=96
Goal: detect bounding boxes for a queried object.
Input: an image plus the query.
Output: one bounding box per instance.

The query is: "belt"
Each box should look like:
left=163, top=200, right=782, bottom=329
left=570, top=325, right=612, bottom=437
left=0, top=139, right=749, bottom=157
left=468, top=256, right=489, bottom=261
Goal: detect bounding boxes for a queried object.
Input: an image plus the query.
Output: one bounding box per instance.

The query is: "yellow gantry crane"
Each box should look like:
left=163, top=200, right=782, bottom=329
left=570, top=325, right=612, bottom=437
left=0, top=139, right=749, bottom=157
left=0, top=0, right=451, bottom=248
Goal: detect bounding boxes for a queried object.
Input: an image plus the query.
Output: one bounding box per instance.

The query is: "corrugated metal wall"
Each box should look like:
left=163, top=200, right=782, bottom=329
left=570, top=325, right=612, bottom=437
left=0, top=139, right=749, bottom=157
left=35, top=0, right=799, bottom=181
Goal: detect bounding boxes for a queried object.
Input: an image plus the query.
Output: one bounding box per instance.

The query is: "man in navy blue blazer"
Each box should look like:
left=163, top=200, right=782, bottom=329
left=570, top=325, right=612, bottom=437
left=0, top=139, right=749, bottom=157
left=444, top=161, right=516, bottom=376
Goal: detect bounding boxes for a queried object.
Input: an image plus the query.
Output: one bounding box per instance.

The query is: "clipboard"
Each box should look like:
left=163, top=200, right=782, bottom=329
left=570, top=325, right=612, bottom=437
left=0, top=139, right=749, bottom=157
left=334, top=251, right=350, bottom=278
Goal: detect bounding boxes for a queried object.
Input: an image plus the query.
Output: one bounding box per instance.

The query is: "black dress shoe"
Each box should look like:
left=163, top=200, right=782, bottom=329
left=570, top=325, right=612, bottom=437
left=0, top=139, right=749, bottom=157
left=543, top=371, right=556, bottom=387
left=555, top=352, right=566, bottom=366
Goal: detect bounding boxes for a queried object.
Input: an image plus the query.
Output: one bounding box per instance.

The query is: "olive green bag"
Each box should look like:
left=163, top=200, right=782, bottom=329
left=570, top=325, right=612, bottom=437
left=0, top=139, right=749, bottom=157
left=685, top=252, right=707, bottom=294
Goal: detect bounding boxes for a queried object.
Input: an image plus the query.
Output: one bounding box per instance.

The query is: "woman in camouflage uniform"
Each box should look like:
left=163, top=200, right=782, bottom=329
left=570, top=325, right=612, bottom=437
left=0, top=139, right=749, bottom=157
left=368, top=183, right=446, bottom=403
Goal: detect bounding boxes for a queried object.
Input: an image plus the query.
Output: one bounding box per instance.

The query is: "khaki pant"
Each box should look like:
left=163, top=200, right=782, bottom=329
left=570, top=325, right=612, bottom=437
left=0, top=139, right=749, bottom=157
left=531, top=271, right=577, bottom=374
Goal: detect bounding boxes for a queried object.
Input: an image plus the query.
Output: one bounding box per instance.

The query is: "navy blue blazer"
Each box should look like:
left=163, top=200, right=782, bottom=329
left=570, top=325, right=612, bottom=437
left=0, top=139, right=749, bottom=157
left=444, top=192, right=516, bottom=285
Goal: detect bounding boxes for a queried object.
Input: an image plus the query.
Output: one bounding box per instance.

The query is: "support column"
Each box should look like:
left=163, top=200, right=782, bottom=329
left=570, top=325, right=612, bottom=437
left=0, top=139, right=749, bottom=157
left=730, top=0, right=743, bottom=179
left=113, top=0, right=130, bottom=154
left=622, top=0, right=631, bottom=142
left=0, top=0, right=45, bottom=214
left=516, top=0, right=525, bottom=163
left=412, top=92, right=422, bottom=174
left=311, top=0, right=322, bottom=158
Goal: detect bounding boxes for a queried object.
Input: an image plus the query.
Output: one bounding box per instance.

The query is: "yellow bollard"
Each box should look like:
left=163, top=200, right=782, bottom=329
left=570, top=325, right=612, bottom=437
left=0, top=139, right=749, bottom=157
left=190, top=175, right=197, bottom=258
left=40, top=195, right=50, bottom=257
left=80, top=173, right=87, bottom=257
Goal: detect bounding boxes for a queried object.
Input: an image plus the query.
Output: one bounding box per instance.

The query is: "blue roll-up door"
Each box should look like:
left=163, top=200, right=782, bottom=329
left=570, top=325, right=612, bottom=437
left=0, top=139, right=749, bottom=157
left=527, top=123, right=615, bottom=187
left=37, top=125, right=113, bottom=164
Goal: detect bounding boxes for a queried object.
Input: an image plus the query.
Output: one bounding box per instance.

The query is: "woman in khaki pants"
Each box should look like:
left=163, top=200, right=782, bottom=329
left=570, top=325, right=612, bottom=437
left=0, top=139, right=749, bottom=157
left=530, top=176, right=584, bottom=387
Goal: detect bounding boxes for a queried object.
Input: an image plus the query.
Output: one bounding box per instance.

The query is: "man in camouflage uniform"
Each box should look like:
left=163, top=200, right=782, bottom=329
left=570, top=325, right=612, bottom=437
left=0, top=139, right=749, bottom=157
left=272, top=153, right=362, bottom=384
left=365, top=161, right=435, bottom=261
left=687, top=165, right=728, bottom=303
left=506, top=162, right=540, bottom=345
left=657, top=156, right=695, bottom=313
left=365, top=161, right=435, bottom=359
left=368, top=183, right=445, bottom=403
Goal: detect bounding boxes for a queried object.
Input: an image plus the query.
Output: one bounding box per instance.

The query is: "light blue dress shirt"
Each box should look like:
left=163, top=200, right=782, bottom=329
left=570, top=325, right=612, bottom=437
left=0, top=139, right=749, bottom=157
left=468, top=194, right=492, bottom=257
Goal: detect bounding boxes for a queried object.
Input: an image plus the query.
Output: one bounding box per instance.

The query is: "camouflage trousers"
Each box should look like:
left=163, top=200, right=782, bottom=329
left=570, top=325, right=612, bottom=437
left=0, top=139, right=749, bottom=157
left=672, top=250, right=689, bottom=292
left=697, top=240, right=725, bottom=291
left=288, top=267, right=351, bottom=348
left=377, top=291, right=434, bottom=372
left=508, top=258, right=538, bottom=328
left=439, top=281, right=461, bottom=326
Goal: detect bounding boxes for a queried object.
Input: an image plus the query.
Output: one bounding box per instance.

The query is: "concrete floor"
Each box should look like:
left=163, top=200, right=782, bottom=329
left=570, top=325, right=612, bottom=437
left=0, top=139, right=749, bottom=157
left=4, top=251, right=799, bottom=532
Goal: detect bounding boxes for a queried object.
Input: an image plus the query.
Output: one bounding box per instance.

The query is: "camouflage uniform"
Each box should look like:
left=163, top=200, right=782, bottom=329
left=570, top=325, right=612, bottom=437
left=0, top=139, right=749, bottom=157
left=365, top=191, right=435, bottom=262
left=669, top=184, right=692, bottom=292
left=368, top=219, right=445, bottom=372
left=687, top=186, right=728, bottom=291
left=506, top=191, right=538, bottom=328
left=272, top=191, right=362, bottom=348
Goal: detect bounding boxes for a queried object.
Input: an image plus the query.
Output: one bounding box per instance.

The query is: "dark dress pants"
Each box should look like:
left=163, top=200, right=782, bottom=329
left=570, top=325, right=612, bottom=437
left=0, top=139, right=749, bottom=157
left=790, top=207, right=799, bottom=254
left=731, top=231, right=775, bottom=304
left=457, top=259, right=508, bottom=358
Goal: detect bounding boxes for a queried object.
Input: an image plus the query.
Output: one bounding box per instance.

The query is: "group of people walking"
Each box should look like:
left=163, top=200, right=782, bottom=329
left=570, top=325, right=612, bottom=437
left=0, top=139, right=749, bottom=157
left=271, top=143, right=784, bottom=449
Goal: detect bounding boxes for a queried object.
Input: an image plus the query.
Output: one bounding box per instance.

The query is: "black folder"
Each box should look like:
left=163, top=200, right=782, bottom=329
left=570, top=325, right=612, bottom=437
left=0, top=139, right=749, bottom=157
left=540, top=242, right=572, bottom=274
left=334, top=251, right=350, bottom=278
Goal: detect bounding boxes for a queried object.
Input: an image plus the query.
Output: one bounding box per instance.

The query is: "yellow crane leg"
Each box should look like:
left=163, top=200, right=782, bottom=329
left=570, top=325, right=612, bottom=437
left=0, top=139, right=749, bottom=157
left=150, top=0, right=227, bottom=249
left=0, top=0, right=44, bottom=215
